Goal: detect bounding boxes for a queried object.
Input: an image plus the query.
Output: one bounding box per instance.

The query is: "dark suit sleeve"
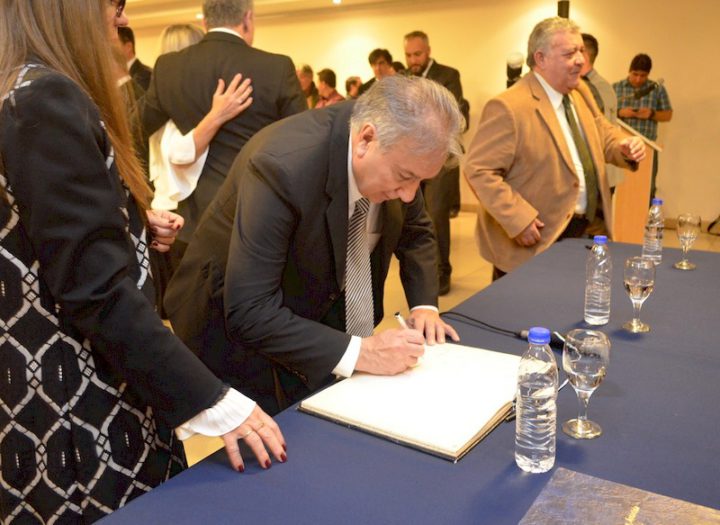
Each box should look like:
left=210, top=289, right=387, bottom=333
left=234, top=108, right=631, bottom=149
left=138, top=55, right=172, bottom=139
left=277, top=56, right=307, bottom=118
left=432, top=64, right=469, bottom=131
left=442, top=68, right=464, bottom=103
left=2, top=74, right=224, bottom=428
left=223, top=155, right=349, bottom=390
left=395, top=192, right=440, bottom=307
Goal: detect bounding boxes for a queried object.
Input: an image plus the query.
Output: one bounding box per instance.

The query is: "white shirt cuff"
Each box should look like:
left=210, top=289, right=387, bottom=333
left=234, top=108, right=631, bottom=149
left=411, top=305, right=438, bottom=313
left=332, top=335, right=362, bottom=378
left=175, top=388, right=256, bottom=441
left=167, top=127, right=198, bottom=165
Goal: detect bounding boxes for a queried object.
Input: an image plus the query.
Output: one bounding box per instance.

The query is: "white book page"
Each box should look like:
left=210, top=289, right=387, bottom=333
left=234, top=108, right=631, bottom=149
left=300, top=342, right=520, bottom=458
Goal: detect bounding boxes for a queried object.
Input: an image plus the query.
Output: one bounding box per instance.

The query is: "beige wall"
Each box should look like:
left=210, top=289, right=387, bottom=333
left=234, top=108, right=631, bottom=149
left=133, top=0, right=720, bottom=222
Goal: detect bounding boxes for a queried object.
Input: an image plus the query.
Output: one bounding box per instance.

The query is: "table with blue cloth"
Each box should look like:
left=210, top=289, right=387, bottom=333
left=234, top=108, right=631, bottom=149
left=100, top=239, right=720, bottom=524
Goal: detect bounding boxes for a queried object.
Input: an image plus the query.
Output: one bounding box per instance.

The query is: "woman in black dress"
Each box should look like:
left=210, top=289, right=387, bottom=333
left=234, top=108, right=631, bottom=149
left=0, top=1, right=285, bottom=522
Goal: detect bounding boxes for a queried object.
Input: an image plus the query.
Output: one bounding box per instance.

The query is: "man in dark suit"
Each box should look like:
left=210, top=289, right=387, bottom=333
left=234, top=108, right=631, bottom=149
left=140, top=0, right=306, bottom=250
left=404, top=31, right=469, bottom=295
left=118, top=27, right=152, bottom=91
left=164, top=76, right=464, bottom=415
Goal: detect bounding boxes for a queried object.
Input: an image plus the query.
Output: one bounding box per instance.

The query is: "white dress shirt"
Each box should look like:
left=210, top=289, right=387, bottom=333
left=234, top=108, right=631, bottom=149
left=332, top=137, right=437, bottom=377
left=534, top=72, right=588, bottom=215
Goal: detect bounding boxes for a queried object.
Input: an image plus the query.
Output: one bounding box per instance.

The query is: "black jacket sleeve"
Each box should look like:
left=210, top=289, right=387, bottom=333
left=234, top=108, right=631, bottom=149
left=1, top=72, right=225, bottom=428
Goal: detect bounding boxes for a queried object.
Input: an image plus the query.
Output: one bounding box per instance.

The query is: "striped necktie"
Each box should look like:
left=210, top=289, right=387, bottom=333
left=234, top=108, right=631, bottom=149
left=345, top=198, right=374, bottom=337
left=562, top=94, right=599, bottom=221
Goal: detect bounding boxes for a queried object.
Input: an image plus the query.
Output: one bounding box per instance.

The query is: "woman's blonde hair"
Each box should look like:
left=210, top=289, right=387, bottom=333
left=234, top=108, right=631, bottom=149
left=159, top=24, right=205, bottom=55
left=0, top=0, right=152, bottom=209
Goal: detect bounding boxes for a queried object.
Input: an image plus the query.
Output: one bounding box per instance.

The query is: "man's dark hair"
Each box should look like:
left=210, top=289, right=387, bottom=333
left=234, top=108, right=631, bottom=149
left=117, top=26, right=135, bottom=49
left=345, top=76, right=361, bottom=93
left=581, top=33, right=598, bottom=64
left=392, top=61, right=406, bottom=73
left=368, top=48, right=392, bottom=65
left=630, top=53, right=652, bottom=72
left=317, top=68, right=336, bottom=89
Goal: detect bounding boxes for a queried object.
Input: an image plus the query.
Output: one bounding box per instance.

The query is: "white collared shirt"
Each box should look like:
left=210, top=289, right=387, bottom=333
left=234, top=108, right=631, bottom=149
left=208, top=27, right=245, bottom=40
left=333, top=137, right=437, bottom=378
left=419, top=58, right=435, bottom=79
left=534, top=71, right=588, bottom=214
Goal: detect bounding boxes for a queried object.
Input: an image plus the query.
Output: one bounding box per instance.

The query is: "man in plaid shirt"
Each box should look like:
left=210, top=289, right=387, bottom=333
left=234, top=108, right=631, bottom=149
left=614, top=53, right=673, bottom=198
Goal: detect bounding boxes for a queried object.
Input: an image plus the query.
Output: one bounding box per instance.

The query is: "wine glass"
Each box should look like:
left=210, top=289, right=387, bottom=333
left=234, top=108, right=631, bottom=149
left=562, top=329, right=610, bottom=439
left=674, top=214, right=701, bottom=270
left=623, top=256, right=655, bottom=333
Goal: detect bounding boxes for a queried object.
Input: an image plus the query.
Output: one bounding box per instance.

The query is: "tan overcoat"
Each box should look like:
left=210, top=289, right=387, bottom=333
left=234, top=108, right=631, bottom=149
left=464, top=72, right=635, bottom=272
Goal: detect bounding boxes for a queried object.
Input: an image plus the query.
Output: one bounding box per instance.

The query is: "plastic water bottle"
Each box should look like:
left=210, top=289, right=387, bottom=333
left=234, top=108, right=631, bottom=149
left=642, top=198, right=664, bottom=264
left=584, top=235, right=612, bottom=325
left=515, top=327, right=558, bottom=474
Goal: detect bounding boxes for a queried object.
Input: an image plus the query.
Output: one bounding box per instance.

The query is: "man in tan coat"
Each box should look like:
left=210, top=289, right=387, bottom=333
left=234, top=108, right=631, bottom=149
left=464, top=17, right=646, bottom=278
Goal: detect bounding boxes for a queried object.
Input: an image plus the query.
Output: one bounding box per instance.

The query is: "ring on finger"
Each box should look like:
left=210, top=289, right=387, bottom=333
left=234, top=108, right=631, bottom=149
left=240, top=428, right=253, bottom=439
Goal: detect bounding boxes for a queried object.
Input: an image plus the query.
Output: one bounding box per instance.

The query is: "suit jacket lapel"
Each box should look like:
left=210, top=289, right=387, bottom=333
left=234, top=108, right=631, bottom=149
left=527, top=74, right=577, bottom=176
left=325, top=104, right=354, bottom=290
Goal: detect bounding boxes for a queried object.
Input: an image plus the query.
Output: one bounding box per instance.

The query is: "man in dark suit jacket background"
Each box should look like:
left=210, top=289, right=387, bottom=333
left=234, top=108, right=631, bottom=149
left=118, top=26, right=153, bottom=91
left=404, top=30, right=469, bottom=295
left=164, top=76, right=464, bottom=414
left=140, top=0, right=306, bottom=253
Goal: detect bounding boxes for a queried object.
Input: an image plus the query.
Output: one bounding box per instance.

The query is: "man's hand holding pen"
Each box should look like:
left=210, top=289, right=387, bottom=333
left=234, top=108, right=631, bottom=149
left=355, top=329, right=425, bottom=374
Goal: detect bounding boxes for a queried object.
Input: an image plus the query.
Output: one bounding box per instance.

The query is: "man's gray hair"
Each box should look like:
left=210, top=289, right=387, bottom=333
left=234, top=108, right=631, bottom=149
left=526, top=17, right=580, bottom=68
left=203, top=0, right=253, bottom=29
left=350, top=76, right=464, bottom=167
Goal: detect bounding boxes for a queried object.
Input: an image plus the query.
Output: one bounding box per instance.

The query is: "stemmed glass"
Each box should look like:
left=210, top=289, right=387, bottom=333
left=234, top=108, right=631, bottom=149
left=562, top=329, right=610, bottom=439
left=674, top=214, right=701, bottom=270
left=623, top=256, right=655, bottom=333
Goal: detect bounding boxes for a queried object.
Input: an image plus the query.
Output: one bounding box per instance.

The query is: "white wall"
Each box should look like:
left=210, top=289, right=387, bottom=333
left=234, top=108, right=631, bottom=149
left=134, top=0, right=720, bottom=221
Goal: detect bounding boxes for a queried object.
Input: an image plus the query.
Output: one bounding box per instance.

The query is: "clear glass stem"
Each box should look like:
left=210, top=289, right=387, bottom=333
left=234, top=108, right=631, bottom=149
left=680, top=244, right=689, bottom=264
left=631, top=300, right=643, bottom=326
left=576, top=389, right=593, bottom=423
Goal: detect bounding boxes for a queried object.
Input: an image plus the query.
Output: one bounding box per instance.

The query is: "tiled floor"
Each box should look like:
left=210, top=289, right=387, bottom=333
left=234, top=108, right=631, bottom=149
left=182, top=211, right=720, bottom=466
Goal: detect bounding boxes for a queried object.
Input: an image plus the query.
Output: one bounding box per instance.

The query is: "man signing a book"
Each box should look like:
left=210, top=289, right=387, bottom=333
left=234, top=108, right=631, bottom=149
left=165, top=76, right=464, bottom=415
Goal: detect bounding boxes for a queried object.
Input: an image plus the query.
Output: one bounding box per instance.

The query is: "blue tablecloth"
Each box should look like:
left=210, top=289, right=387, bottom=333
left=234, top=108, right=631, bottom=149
left=101, top=239, right=720, bottom=524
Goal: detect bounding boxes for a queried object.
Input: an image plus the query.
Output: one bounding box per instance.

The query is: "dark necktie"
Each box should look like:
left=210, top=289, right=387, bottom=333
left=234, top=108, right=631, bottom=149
left=562, top=94, right=599, bottom=221
left=345, top=198, right=374, bottom=337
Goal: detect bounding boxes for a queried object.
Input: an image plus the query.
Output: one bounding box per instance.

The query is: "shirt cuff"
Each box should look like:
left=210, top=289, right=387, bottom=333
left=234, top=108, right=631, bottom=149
left=411, top=305, right=439, bottom=313
left=167, top=127, right=198, bottom=165
left=175, top=388, right=256, bottom=441
left=332, top=335, right=362, bottom=378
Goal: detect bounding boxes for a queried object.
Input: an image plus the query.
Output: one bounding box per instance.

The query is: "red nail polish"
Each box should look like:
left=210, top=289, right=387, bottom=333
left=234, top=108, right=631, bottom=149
left=282, top=443, right=287, bottom=452
left=264, top=460, right=272, bottom=469
left=280, top=453, right=287, bottom=463
left=238, top=465, right=245, bottom=473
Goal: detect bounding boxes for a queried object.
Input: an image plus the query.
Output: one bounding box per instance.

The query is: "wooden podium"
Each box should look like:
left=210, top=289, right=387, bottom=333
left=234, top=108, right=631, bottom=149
left=611, top=121, right=663, bottom=244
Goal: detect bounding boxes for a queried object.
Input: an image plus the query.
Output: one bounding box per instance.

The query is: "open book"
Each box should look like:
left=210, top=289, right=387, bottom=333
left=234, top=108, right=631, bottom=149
left=298, top=342, right=520, bottom=461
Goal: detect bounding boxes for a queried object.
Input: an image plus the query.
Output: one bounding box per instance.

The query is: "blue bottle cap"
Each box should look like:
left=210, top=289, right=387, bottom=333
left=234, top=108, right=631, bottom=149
left=593, top=235, right=607, bottom=244
left=528, top=327, right=551, bottom=344
left=651, top=198, right=663, bottom=205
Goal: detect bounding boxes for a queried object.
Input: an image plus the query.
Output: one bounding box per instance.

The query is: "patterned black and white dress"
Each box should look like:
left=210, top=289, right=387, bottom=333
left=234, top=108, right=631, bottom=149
left=0, top=65, right=226, bottom=523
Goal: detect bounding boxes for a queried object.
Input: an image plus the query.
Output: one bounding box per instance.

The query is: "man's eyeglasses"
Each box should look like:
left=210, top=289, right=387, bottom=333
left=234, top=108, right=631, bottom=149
left=110, top=0, right=126, bottom=18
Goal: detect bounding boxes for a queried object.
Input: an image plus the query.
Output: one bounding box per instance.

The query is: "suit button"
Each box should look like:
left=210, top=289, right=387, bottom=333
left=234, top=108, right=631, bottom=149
left=573, top=182, right=579, bottom=188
